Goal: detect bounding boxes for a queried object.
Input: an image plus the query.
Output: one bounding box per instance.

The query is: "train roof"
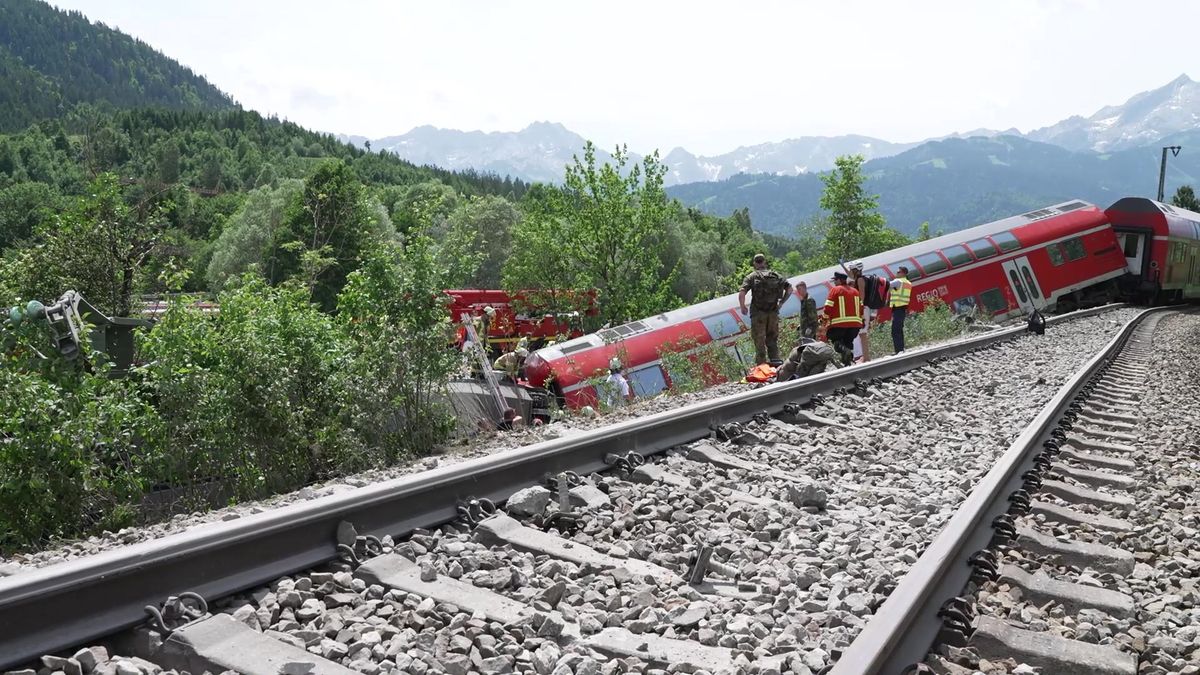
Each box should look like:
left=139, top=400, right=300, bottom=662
left=538, top=199, right=1100, bottom=360
left=1106, top=197, right=1200, bottom=241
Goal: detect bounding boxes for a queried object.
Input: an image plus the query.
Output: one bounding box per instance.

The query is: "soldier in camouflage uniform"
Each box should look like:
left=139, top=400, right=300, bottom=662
left=796, top=281, right=819, bottom=339
left=738, top=253, right=792, bottom=364
left=776, top=338, right=841, bottom=382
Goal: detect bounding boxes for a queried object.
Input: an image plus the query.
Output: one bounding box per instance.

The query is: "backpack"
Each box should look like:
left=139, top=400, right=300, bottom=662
left=861, top=274, right=889, bottom=310
left=751, top=271, right=787, bottom=310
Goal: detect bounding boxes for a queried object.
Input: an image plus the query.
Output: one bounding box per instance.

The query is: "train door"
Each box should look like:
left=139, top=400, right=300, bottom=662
left=1116, top=231, right=1148, bottom=276
left=1000, top=256, right=1046, bottom=314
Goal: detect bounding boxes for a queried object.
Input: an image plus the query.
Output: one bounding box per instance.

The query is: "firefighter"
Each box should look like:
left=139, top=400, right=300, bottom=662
left=796, top=281, right=819, bottom=339
left=889, top=266, right=913, bottom=353
left=493, top=347, right=528, bottom=382
left=776, top=338, right=841, bottom=381
left=738, top=253, right=792, bottom=365
left=473, top=306, right=496, bottom=355
left=824, top=271, right=864, bottom=366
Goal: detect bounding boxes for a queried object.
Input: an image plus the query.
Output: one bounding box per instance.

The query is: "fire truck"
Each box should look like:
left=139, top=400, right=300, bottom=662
left=446, top=289, right=597, bottom=353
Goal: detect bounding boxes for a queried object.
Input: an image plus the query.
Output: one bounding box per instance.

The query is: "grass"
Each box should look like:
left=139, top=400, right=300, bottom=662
left=866, top=298, right=981, bottom=357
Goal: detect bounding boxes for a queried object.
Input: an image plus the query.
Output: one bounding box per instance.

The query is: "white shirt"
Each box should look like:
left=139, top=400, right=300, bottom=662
left=603, top=372, right=631, bottom=406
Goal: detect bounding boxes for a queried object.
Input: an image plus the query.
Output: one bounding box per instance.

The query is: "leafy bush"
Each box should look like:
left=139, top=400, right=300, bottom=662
left=0, top=309, right=158, bottom=550
left=658, top=335, right=749, bottom=394
left=138, top=276, right=353, bottom=501
left=867, top=298, right=970, bottom=357
left=336, top=236, right=459, bottom=460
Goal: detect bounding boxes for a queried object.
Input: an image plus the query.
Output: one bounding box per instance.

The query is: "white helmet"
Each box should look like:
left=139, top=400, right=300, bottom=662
left=515, top=347, right=529, bottom=358
left=848, top=260, right=864, bottom=272
left=609, top=357, right=622, bottom=370
left=484, top=306, right=496, bottom=316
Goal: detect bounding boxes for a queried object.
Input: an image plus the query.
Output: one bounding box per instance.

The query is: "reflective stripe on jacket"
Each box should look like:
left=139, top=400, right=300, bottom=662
left=824, top=286, right=864, bottom=327
left=890, top=278, right=912, bottom=308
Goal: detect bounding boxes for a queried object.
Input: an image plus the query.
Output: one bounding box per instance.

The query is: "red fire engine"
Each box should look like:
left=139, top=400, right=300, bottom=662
left=447, top=289, right=598, bottom=352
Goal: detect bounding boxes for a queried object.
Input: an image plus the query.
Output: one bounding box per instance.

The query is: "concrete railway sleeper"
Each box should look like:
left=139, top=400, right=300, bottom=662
left=834, top=307, right=1200, bottom=675
left=0, top=307, right=1176, bottom=675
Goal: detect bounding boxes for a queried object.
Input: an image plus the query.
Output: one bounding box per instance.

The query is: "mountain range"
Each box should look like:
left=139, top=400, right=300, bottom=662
left=352, top=75, right=1200, bottom=189
left=668, top=130, right=1200, bottom=237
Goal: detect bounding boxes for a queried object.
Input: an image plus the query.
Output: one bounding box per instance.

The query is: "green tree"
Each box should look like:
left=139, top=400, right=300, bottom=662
left=0, top=181, right=58, bottom=249
left=11, top=173, right=173, bottom=314
left=437, top=195, right=520, bottom=288
left=207, top=180, right=303, bottom=290
left=266, top=160, right=393, bottom=309
left=505, top=142, right=677, bottom=326
left=1171, top=185, right=1200, bottom=211
left=818, top=154, right=909, bottom=264
left=337, top=236, right=459, bottom=458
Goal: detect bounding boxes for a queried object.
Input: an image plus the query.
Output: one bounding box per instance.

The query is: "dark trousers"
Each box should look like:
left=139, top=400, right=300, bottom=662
left=826, top=326, right=860, bottom=366
left=891, top=306, right=907, bottom=353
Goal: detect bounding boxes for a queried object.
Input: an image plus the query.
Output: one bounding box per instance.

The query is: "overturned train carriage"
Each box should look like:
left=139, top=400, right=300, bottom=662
left=525, top=199, right=1136, bottom=409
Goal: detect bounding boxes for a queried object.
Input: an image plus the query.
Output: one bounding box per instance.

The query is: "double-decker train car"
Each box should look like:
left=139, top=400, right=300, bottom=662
left=1105, top=197, right=1200, bottom=303
left=524, top=199, right=1129, bottom=408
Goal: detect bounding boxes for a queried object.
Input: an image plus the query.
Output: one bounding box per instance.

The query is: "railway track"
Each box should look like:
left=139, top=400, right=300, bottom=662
left=0, top=305, right=1187, bottom=675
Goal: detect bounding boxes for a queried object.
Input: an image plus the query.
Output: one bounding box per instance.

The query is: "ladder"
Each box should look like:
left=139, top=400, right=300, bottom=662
left=461, top=313, right=507, bottom=419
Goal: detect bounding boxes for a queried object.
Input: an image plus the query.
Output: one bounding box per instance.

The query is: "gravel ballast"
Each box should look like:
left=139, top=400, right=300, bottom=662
left=152, top=309, right=1147, bottom=675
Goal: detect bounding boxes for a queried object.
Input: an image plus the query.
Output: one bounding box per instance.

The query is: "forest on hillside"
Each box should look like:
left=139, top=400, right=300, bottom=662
left=0, top=0, right=235, bottom=132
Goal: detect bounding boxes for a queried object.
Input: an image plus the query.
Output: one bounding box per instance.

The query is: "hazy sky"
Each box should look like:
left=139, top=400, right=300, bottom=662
left=51, top=0, right=1200, bottom=156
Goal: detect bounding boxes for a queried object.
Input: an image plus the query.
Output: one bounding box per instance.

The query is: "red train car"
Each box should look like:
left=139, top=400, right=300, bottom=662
left=1105, top=197, right=1200, bottom=303
left=524, top=200, right=1128, bottom=408
left=447, top=289, right=596, bottom=351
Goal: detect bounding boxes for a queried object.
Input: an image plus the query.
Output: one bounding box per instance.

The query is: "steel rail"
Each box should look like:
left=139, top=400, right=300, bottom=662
left=0, top=304, right=1124, bottom=668
left=828, top=305, right=1165, bottom=675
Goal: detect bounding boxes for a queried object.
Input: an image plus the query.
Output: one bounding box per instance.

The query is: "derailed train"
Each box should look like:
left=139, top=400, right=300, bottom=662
left=524, top=196, right=1200, bottom=408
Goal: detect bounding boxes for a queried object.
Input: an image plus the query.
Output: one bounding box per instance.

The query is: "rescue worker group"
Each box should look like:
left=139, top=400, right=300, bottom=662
left=738, top=253, right=911, bottom=382
left=467, top=253, right=914, bottom=414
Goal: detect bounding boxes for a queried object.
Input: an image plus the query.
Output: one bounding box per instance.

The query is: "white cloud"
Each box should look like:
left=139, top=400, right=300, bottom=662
left=51, top=0, right=1200, bottom=155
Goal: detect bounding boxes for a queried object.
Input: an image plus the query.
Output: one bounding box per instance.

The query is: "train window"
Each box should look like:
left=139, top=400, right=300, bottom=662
left=979, top=288, right=1008, bottom=314
left=889, top=261, right=919, bottom=280
left=1047, top=244, right=1065, bottom=266
left=806, top=283, right=830, bottom=309
left=1021, top=268, right=1040, bottom=299
left=778, top=292, right=802, bottom=318
left=701, top=312, right=742, bottom=340
left=914, top=252, right=948, bottom=276
left=991, top=232, right=1020, bottom=252
left=966, top=238, right=998, bottom=259
left=1063, top=238, right=1086, bottom=262
left=1008, top=270, right=1028, bottom=303
left=1122, top=235, right=1139, bottom=258
left=941, top=245, right=973, bottom=267
left=627, top=366, right=668, bottom=398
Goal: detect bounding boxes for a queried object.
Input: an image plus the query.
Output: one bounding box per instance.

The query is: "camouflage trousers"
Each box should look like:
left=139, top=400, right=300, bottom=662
left=777, top=341, right=839, bottom=381
left=750, top=310, right=780, bottom=364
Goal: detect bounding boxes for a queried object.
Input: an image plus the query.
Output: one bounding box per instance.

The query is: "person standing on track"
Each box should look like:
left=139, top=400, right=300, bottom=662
left=738, top=253, right=792, bottom=365
left=889, top=266, right=913, bottom=353
left=797, top=281, right=819, bottom=339
left=824, top=271, right=864, bottom=366
left=848, top=261, right=871, bottom=363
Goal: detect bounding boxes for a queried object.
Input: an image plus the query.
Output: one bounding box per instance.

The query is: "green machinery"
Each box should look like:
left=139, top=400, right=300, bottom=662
left=8, top=290, right=152, bottom=375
